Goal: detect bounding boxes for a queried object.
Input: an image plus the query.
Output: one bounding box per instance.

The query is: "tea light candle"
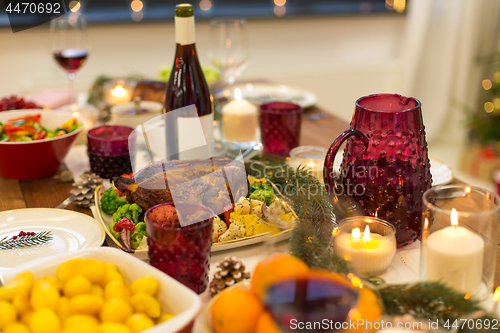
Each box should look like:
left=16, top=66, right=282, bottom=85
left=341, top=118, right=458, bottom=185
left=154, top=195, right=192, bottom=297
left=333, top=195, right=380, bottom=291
left=334, top=218, right=396, bottom=276
left=104, top=80, right=134, bottom=106
left=426, top=208, right=484, bottom=294
left=288, top=146, right=328, bottom=183
left=221, top=88, right=258, bottom=143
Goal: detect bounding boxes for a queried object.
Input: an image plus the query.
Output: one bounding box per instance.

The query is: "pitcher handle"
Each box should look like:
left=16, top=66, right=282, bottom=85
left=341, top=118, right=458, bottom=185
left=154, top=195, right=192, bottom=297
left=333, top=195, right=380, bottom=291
left=323, top=129, right=368, bottom=195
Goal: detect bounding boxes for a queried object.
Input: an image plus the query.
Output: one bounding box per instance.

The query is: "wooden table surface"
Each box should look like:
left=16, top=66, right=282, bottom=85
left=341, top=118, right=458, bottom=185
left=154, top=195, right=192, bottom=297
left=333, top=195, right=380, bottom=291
left=1, top=107, right=500, bottom=288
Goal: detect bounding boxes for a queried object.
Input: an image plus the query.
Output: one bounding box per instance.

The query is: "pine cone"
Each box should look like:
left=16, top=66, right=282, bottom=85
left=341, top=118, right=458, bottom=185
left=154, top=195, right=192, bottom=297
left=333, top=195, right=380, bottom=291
left=209, top=256, right=251, bottom=297
left=70, top=172, right=103, bottom=208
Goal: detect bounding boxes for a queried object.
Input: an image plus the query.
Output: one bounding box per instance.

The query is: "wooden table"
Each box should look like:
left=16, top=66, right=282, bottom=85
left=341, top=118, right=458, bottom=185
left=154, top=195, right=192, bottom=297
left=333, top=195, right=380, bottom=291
left=0, top=108, right=347, bottom=214
left=2, top=108, right=500, bottom=288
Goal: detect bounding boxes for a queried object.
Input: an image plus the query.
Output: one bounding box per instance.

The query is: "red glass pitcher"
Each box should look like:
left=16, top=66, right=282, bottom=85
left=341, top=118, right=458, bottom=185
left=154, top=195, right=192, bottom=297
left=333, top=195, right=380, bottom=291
left=324, top=94, right=432, bottom=246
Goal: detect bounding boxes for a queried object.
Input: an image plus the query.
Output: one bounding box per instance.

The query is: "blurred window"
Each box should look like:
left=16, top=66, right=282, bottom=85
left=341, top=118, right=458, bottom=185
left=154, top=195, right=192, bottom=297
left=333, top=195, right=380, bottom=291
left=0, top=0, right=406, bottom=27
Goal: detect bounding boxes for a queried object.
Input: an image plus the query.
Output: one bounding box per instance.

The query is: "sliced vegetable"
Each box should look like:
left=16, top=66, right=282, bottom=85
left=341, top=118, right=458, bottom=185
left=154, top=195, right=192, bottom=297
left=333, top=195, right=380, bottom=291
left=113, top=217, right=135, bottom=232
left=261, top=203, right=290, bottom=231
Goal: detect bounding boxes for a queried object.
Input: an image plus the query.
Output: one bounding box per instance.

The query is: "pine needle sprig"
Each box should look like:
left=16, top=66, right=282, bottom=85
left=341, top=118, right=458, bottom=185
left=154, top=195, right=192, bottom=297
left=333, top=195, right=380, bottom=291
left=0, top=231, right=53, bottom=249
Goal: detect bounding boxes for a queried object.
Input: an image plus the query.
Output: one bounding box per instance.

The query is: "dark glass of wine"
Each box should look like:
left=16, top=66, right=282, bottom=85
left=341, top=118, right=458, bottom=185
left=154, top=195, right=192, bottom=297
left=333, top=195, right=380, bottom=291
left=53, top=48, right=88, bottom=73
left=264, top=276, right=359, bottom=333
left=50, top=13, right=90, bottom=111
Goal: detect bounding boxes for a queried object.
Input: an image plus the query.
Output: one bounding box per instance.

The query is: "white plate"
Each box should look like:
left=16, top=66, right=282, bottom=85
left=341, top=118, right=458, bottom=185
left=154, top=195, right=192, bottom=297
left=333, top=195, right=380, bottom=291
left=3, top=247, right=201, bottom=333
left=0, top=208, right=105, bottom=274
left=430, top=156, right=454, bottom=186
left=223, top=83, right=317, bottom=109
left=93, top=186, right=292, bottom=258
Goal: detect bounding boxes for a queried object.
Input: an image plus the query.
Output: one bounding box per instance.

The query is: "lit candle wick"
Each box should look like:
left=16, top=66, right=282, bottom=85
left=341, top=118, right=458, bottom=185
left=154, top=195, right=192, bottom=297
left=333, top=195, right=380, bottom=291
left=451, top=208, right=458, bottom=231
left=494, top=287, right=500, bottom=313
left=494, top=287, right=500, bottom=302
left=363, top=225, right=371, bottom=242
left=112, top=85, right=128, bottom=98
left=234, top=88, right=242, bottom=101
left=352, top=228, right=361, bottom=240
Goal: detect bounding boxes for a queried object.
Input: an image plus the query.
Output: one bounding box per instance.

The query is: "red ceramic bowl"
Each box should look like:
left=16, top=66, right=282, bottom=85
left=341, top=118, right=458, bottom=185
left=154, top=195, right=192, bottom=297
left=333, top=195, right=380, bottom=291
left=0, top=110, right=85, bottom=180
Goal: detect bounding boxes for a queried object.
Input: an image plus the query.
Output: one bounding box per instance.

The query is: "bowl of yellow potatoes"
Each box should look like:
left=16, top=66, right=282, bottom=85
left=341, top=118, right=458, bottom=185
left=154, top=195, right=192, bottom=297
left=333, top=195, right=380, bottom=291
left=0, top=247, right=201, bottom=333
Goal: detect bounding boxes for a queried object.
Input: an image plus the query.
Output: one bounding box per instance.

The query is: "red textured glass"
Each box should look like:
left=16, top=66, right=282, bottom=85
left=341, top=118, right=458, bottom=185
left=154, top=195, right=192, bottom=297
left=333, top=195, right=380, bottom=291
left=87, top=125, right=135, bottom=180
left=324, top=94, right=432, bottom=247
left=145, top=203, right=213, bottom=294
left=259, top=102, right=302, bottom=157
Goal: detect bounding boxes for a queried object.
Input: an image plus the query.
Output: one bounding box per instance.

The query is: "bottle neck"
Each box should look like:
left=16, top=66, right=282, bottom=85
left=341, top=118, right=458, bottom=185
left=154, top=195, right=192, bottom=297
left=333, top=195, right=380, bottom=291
left=175, top=16, right=195, bottom=45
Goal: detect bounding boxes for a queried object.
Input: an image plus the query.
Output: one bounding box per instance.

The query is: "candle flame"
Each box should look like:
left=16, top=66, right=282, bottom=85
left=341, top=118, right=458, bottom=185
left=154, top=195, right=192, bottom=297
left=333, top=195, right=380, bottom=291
left=352, top=228, right=361, bottom=239
left=424, top=217, right=429, bottom=229
left=112, top=85, right=128, bottom=98
left=451, top=208, right=458, bottom=227
left=308, top=161, right=316, bottom=168
left=363, top=225, right=371, bottom=241
left=494, top=287, right=500, bottom=302
left=234, top=88, right=242, bottom=101
left=465, top=187, right=471, bottom=194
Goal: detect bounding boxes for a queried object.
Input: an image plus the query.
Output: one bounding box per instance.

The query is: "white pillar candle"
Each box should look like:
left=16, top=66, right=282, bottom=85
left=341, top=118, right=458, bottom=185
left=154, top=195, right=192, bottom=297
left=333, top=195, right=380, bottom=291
left=335, top=224, right=396, bottom=276
left=221, top=88, right=258, bottom=142
left=426, top=208, right=484, bottom=294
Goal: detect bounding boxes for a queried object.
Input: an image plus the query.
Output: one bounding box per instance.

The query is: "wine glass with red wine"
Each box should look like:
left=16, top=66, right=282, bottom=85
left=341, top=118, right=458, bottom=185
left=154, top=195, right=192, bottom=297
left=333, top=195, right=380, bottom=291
left=50, top=13, right=89, bottom=110
left=261, top=236, right=360, bottom=332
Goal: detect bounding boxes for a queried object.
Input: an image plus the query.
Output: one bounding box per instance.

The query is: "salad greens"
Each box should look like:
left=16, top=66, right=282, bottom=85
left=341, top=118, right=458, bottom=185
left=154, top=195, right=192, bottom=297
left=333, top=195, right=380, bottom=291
left=0, top=114, right=81, bottom=142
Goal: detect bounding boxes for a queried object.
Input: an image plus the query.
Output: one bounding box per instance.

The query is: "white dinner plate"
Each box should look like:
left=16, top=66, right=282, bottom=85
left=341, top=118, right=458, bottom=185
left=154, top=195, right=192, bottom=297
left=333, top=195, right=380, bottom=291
left=0, top=208, right=105, bottom=274
left=430, top=156, right=454, bottom=186
left=222, top=83, right=317, bottom=109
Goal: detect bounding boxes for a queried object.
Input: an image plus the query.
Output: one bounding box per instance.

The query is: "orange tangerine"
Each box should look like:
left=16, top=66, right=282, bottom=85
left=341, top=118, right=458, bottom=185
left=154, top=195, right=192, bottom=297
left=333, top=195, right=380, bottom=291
left=251, top=254, right=309, bottom=299
left=256, top=311, right=283, bottom=333
left=211, top=288, right=264, bottom=333
left=344, top=287, right=383, bottom=333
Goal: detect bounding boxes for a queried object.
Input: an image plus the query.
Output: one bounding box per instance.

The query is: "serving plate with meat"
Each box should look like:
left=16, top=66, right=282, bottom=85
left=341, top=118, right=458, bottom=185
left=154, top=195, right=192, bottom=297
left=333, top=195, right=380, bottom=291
left=92, top=158, right=296, bottom=258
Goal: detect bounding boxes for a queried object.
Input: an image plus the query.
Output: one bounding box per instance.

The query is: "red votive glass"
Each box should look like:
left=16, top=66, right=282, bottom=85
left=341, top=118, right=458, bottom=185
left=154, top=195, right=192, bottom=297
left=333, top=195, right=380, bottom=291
left=259, top=102, right=302, bottom=157
left=145, top=202, right=214, bottom=294
left=87, top=125, right=135, bottom=180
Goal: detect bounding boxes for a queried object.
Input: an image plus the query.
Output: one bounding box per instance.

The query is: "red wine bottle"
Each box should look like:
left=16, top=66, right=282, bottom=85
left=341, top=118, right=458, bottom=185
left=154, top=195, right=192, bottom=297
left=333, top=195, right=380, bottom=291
left=164, top=3, right=213, bottom=159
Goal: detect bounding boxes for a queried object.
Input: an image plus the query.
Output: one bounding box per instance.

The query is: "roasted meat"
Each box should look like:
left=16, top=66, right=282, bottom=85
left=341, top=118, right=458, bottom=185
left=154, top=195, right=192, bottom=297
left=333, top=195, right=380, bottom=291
left=113, top=157, right=248, bottom=214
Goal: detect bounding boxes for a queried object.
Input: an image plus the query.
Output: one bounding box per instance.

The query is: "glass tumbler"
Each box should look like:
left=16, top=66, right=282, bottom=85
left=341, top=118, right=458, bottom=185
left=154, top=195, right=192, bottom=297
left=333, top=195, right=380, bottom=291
left=259, top=102, right=302, bottom=157
left=145, top=202, right=214, bottom=294
left=420, top=185, right=500, bottom=300
left=87, top=125, right=135, bottom=180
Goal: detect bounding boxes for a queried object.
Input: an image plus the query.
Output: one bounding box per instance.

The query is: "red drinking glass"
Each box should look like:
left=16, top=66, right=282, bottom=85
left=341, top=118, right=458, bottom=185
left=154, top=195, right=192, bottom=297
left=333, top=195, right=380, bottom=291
left=324, top=94, right=432, bottom=247
left=145, top=202, right=214, bottom=294
left=259, top=102, right=302, bottom=157
left=87, top=125, right=135, bottom=180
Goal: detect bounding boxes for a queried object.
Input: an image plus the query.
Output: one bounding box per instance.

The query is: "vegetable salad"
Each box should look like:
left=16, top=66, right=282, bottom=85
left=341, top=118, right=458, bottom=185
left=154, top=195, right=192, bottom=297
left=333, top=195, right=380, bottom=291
left=0, top=114, right=81, bottom=142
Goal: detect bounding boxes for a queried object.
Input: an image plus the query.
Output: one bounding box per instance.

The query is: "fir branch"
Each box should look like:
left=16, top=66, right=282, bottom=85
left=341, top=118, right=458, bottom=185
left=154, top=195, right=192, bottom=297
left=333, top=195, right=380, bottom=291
left=379, top=283, right=498, bottom=333
left=0, top=231, right=53, bottom=249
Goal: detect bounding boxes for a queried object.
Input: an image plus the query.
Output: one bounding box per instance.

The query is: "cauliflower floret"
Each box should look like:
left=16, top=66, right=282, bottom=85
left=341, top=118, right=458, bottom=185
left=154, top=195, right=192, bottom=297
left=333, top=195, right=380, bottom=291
left=234, top=197, right=251, bottom=215
left=250, top=199, right=263, bottom=215
left=212, top=215, right=227, bottom=243
left=218, top=221, right=246, bottom=242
